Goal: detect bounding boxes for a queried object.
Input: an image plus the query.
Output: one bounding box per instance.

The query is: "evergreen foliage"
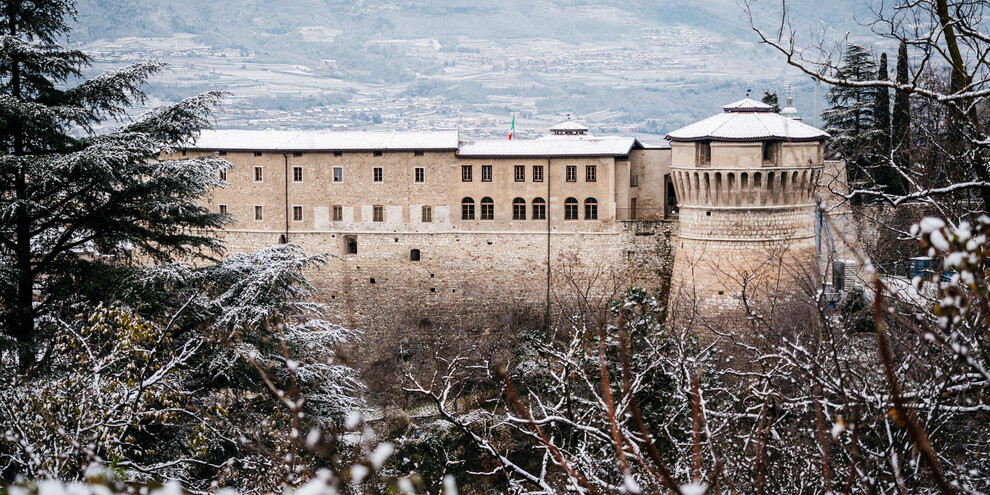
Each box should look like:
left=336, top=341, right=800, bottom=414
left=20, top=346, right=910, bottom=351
left=891, top=40, right=911, bottom=163
left=873, top=52, right=906, bottom=195
left=0, top=0, right=228, bottom=368
left=821, top=44, right=878, bottom=196
left=761, top=90, right=780, bottom=112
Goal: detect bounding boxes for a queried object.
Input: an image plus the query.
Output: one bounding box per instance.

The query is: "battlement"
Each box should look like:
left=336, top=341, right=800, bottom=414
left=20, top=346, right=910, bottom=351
left=670, top=166, right=823, bottom=209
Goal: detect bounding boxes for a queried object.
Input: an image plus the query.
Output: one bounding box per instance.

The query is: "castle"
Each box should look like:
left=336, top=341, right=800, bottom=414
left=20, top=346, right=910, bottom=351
left=172, top=99, right=837, bottom=368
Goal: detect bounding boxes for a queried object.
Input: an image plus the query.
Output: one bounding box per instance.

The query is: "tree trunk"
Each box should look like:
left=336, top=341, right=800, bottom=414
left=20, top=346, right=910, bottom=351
left=7, top=7, right=35, bottom=371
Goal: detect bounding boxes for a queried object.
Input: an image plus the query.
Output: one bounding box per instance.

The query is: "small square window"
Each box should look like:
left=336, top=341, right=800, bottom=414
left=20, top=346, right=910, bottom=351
left=462, top=165, right=472, bottom=182
left=254, top=151, right=263, bottom=157
left=481, top=165, right=492, bottom=182
left=254, top=205, right=263, bottom=221
left=333, top=166, right=343, bottom=183
left=218, top=150, right=227, bottom=156
left=333, top=151, right=343, bottom=157
left=586, top=165, right=596, bottom=182
left=422, top=205, right=432, bottom=222
left=373, top=205, right=384, bottom=222
left=566, top=165, right=576, bottom=182
left=219, top=204, right=227, bottom=215
left=514, top=165, right=525, bottom=182
left=533, top=165, right=544, bottom=182
left=292, top=205, right=303, bottom=222
left=373, top=167, right=383, bottom=183
left=415, top=167, right=425, bottom=183
left=414, top=150, right=424, bottom=156
left=332, top=205, right=343, bottom=221
left=373, top=150, right=383, bottom=157
left=181, top=150, right=187, bottom=156
left=292, top=166, right=303, bottom=182
left=254, top=166, right=263, bottom=182
left=293, top=151, right=303, bottom=157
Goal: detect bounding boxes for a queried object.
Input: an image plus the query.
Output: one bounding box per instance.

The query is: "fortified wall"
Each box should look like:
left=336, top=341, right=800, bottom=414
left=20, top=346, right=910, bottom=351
left=175, top=123, right=677, bottom=390
left=665, top=98, right=829, bottom=336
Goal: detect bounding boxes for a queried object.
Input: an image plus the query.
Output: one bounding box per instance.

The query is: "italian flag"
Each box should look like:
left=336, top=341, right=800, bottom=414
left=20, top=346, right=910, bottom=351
left=508, top=114, right=515, bottom=140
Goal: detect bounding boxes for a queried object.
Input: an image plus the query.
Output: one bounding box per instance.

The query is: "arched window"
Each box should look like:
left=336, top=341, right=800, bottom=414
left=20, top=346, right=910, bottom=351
left=512, top=197, right=526, bottom=220
left=564, top=197, right=579, bottom=220
left=532, top=198, right=546, bottom=220
left=461, top=197, right=475, bottom=220
left=584, top=198, right=598, bottom=220
left=481, top=197, right=494, bottom=220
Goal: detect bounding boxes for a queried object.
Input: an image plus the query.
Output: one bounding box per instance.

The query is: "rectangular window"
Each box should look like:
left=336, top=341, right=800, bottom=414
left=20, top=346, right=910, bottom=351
left=533, top=165, right=544, bottom=182
left=254, top=205, right=263, bottom=221
left=585, top=201, right=598, bottom=220
left=462, top=201, right=475, bottom=220
left=415, top=167, right=425, bottom=183
left=254, top=151, right=263, bottom=157
left=565, top=201, right=578, bottom=220
left=698, top=142, right=712, bottom=165
left=218, top=150, right=227, bottom=156
left=373, top=167, right=383, bottom=183
left=586, top=165, right=596, bottom=182
left=219, top=204, right=227, bottom=215
left=630, top=173, right=639, bottom=187
left=373, top=150, right=383, bottom=157
left=462, top=165, right=473, bottom=182
left=532, top=200, right=546, bottom=220
left=293, top=151, right=303, bottom=157
left=254, top=166, right=263, bottom=182
left=333, top=151, right=343, bottom=157
left=481, top=165, right=492, bottom=182
left=630, top=198, right=637, bottom=220
left=332, top=205, right=343, bottom=221
left=293, top=166, right=303, bottom=182
left=414, top=150, right=424, bottom=156
left=373, top=205, right=384, bottom=222
left=763, top=142, right=777, bottom=164
left=480, top=200, right=494, bottom=220
left=292, top=205, right=303, bottom=222
left=566, top=165, right=577, bottom=182
left=333, top=166, right=343, bottom=183
left=422, top=205, right=432, bottom=222
left=219, top=169, right=227, bottom=181
left=514, top=165, right=525, bottom=182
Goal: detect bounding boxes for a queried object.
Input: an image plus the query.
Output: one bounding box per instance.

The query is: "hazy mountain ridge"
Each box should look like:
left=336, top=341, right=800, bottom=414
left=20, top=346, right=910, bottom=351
left=69, top=0, right=877, bottom=134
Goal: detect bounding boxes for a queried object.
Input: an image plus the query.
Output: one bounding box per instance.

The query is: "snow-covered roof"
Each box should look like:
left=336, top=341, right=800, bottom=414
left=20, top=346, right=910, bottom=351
left=457, top=135, right=639, bottom=158
left=721, top=98, right=774, bottom=112
left=188, top=129, right=460, bottom=151
left=666, top=99, right=828, bottom=142
left=550, top=121, right=590, bottom=134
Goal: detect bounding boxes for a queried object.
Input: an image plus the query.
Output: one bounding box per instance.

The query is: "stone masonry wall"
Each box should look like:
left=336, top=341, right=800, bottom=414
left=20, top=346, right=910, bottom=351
left=217, top=221, right=674, bottom=399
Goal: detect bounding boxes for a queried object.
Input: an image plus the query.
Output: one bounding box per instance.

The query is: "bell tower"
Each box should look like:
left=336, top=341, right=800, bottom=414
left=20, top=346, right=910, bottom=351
left=665, top=98, right=828, bottom=333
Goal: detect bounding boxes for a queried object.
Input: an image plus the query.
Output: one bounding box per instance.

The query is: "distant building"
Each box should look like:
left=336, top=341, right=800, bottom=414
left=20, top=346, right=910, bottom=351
left=170, top=101, right=841, bottom=363
left=666, top=98, right=829, bottom=334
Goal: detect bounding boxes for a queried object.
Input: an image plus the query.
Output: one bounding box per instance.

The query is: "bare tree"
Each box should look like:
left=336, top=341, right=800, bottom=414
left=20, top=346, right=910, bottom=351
left=745, top=0, right=990, bottom=220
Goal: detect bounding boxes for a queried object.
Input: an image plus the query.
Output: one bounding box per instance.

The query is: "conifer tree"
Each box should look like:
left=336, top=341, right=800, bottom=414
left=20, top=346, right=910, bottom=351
left=873, top=52, right=906, bottom=195
left=891, top=40, right=911, bottom=162
left=761, top=90, right=780, bottom=112
left=821, top=44, right=878, bottom=196
left=0, top=0, right=227, bottom=369
left=874, top=53, right=891, bottom=157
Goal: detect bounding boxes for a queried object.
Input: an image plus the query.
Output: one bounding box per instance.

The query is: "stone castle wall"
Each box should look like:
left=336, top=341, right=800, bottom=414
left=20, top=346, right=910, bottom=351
left=217, top=221, right=675, bottom=393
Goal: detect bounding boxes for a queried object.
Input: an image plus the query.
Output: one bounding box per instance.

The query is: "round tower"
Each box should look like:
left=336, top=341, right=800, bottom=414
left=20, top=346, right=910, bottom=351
left=665, top=98, right=828, bottom=333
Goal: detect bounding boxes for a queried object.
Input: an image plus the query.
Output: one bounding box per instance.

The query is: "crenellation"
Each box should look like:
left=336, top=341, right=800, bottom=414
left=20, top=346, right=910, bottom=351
left=666, top=98, right=829, bottom=335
